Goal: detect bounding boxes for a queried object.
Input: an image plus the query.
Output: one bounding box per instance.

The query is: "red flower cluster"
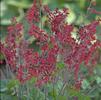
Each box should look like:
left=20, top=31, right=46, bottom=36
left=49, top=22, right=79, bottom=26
left=0, top=1, right=101, bottom=88
left=26, top=0, right=40, bottom=23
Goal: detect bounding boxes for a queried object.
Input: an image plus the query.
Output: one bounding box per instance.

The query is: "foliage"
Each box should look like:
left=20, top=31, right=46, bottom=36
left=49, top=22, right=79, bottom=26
left=0, top=0, right=101, bottom=100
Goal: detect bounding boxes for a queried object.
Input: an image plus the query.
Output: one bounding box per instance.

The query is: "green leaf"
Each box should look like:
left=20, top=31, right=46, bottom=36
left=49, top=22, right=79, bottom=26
left=95, top=64, right=101, bottom=76
left=67, top=86, right=90, bottom=100
left=96, top=77, right=101, bottom=84
left=66, top=8, right=76, bottom=24
left=56, top=62, right=65, bottom=69
left=29, top=77, right=37, bottom=84
left=7, top=79, right=20, bottom=89
left=56, top=96, right=67, bottom=100
left=0, top=88, right=8, bottom=93
left=88, top=87, right=100, bottom=98
left=0, top=1, right=19, bottom=25
left=6, top=0, right=31, bottom=8
left=82, top=79, right=90, bottom=89
left=48, top=91, right=57, bottom=100
left=0, top=53, right=4, bottom=60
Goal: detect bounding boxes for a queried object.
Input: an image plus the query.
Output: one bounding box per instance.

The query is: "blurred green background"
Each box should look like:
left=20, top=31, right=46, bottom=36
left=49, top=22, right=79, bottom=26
left=0, top=0, right=101, bottom=38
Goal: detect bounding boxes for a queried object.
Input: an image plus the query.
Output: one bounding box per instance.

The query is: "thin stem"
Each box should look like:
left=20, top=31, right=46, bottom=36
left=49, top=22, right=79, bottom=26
left=53, top=83, right=55, bottom=100
left=18, top=84, right=23, bottom=100
left=26, top=82, right=30, bottom=100
left=44, top=86, right=47, bottom=100
left=3, top=53, right=12, bottom=79
left=40, top=0, right=43, bottom=29
left=85, top=0, right=92, bottom=18
left=78, top=0, right=93, bottom=28
left=59, top=82, right=67, bottom=95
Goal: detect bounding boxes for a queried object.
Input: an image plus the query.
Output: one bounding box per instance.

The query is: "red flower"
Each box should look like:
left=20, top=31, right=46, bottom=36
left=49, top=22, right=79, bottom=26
left=1, top=1, right=101, bottom=89
left=26, top=0, right=40, bottom=23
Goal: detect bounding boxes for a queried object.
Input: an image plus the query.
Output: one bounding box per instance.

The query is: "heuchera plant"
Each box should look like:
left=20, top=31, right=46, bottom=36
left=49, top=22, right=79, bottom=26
left=0, top=0, right=101, bottom=89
